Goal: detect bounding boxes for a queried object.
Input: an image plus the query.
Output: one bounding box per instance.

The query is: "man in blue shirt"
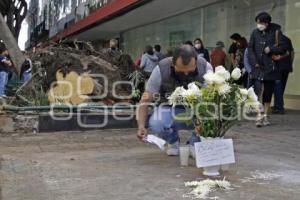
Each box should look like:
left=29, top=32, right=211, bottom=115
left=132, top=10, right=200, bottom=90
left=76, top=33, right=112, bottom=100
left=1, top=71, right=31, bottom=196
left=0, top=46, right=12, bottom=97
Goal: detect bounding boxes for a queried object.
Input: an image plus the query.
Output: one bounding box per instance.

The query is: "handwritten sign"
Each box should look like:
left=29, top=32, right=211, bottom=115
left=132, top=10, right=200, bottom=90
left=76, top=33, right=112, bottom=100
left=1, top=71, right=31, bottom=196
left=194, top=139, right=235, bottom=168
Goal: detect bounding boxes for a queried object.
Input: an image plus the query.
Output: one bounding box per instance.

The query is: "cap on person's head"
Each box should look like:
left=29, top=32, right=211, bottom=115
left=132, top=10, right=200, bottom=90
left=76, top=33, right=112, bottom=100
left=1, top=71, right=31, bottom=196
left=230, top=33, right=242, bottom=40
left=172, top=45, right=198, bottom=66
left=255, top=12, right=272, bottom=23
left=216, top=41, right=225, bottom=48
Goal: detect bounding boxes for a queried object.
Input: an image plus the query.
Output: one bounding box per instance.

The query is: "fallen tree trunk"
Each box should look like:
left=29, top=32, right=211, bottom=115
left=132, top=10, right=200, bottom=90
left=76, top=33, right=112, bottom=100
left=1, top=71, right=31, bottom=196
left=12, top=41, right=136, bottom=106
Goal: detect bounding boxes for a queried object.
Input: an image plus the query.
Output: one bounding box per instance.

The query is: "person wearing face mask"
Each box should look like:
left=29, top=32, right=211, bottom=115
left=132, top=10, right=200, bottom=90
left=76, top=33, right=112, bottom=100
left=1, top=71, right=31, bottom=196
left=140, top=45, right=159, bottom=79
left=194, top=38, right=210, bottom=63
left=106, top=38, right=122, bottom=58
left=247, top=12, right=287, bottom=127
left=136, top=45, right=213, bottom=157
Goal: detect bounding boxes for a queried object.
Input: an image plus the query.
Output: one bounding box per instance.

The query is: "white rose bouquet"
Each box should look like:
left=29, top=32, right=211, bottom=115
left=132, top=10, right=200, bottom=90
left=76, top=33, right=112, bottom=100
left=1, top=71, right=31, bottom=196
left=168, top=66, right=260, bottom=138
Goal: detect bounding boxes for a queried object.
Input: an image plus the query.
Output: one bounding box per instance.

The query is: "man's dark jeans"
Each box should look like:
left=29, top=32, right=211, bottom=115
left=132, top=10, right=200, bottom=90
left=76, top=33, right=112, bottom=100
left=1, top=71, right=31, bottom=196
left=274, top=70, right=290, bottom=112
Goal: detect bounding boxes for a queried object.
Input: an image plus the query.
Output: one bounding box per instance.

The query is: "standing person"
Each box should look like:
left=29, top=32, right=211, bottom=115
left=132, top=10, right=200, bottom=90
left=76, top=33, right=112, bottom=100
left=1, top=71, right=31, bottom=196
left=194, top=38, right=210, bottom=62
left=154, top=44, right=165, bottom=61
left=234, top=37, right=248, bottom=88
left=140, top=45, right=159, bottom=79
left=248, top=12, right=287, bottom=127
left=273, top=35, right=294, bottom=114
left=136, top=45, right=213, bottom=156
left=228, top=33, right=242, bottom=71
left=106, top=38, right=122, bottom=57
left=20, top=51, right=33, bottom=82
left=210, top=41, right=227, bottom=70
left=0, top=46, right=12, bottom=98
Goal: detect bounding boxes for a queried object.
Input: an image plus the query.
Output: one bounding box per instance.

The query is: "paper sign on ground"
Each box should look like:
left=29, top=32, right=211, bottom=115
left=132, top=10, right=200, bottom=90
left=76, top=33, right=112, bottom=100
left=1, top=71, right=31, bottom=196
left=194, top=139, right=235, bottom=168
left=145, top=135, right=166, bottom=151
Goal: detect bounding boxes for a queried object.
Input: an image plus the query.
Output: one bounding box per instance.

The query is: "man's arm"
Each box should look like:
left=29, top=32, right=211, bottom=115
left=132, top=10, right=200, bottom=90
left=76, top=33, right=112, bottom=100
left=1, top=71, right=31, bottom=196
left=136, top=92, right=153, bottom=141
left=136, top=66, right=162, bottom=141
left=247, top=31, right=259, bottom=67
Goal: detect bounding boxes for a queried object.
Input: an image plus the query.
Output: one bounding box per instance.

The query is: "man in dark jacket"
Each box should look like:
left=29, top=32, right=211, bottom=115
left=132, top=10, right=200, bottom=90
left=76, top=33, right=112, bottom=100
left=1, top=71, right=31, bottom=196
left=248, top=12, right=287, bottom=127
left=273, top=35, right=294, bottom=114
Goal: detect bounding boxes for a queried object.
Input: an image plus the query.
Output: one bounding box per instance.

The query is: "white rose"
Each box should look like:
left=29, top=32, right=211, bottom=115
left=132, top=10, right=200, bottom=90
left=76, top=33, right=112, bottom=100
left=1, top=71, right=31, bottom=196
left=204, top=71, right=226, bottom=85
left=168, top=86, right=187, bottom=105
left=247, top=87, right=258, bottom=102
left=231, top=68, right=242, bottom=80
left=187, top=82, right=202, bottom=97
left=215, top=66, right=230, bottom=81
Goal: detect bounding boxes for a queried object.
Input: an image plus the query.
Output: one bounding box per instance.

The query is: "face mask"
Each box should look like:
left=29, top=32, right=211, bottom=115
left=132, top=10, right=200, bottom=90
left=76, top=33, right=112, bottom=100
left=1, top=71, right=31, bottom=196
left=257, top=24, right=266, bottom=31
left=195, top=44, right=202, bottom=49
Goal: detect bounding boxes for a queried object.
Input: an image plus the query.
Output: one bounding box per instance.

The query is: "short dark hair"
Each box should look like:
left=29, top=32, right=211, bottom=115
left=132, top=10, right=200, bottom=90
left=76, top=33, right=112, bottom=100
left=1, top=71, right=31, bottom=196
left=255, top=12, right=272, bottom=23
left=145, top=45, right=154, bottom=55
left=172, top=45, right=198, bottom=66
left=154, top=44, right=161, bottom=52
left=184, top=41, right=193, bottom=46
left=230, top=33, right=242, bottom=40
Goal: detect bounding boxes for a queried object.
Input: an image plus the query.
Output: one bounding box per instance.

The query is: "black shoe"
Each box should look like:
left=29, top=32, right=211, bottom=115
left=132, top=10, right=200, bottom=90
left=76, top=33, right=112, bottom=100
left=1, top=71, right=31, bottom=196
left=272, top=109, right=285, bottom=115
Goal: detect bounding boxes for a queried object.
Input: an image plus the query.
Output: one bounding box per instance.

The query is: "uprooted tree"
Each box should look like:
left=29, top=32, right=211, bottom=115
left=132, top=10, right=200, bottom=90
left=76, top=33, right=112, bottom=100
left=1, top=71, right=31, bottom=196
left=11, top=41, right=137, bottom=106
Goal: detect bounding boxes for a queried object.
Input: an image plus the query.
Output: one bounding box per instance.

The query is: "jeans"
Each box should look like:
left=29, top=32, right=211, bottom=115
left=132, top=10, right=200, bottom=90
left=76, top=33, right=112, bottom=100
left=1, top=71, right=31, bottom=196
left=148, top=106, right=200, bottom=145
left=248, top=78, right=263, bottom=97
left=0, top=71, right=8, bottom=96
left=274, top=71, right=289, bottom=111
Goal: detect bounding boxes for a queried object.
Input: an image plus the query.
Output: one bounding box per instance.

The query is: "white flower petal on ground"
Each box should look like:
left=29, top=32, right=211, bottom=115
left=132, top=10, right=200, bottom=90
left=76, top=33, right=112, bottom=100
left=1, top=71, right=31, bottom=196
left=215, top=66, right=231, bottom=80
left=231, top=68, right=242, bottom=80
left=184, top=179, right=232, bottom=199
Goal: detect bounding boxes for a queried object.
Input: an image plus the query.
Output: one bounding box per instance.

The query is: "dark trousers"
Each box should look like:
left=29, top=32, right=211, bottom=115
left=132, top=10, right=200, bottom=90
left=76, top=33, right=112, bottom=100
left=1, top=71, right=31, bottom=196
left=274, top=71, right=290, bottom=111
left=263, top=80, right=275, bottom=104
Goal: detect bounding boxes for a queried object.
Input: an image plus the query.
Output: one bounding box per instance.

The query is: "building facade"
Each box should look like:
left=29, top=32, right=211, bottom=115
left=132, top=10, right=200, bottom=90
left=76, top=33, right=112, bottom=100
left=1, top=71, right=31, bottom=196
left=27, top=0, right=300, bottom=109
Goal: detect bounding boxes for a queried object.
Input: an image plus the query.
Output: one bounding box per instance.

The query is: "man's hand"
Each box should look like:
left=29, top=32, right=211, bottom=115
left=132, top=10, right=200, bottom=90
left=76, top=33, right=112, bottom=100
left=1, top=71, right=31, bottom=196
left=255, top=64, right=260, bottom=68
left=264, top=47, right=271, bottom=54
left=137, top=127, right=148, bottom=142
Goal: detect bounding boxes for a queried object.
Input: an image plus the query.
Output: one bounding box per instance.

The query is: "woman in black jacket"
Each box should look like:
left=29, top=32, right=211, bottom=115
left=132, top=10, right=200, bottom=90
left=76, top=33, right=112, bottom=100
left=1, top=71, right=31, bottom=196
left=248, top=12, right=287, bottom=127
left=194, top=38, right=210, bottom=63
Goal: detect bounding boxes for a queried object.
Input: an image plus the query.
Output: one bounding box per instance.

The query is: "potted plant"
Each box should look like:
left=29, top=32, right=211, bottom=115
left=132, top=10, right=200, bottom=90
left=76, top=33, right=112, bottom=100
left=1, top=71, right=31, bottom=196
left=168, top=66, right=260, bottom=176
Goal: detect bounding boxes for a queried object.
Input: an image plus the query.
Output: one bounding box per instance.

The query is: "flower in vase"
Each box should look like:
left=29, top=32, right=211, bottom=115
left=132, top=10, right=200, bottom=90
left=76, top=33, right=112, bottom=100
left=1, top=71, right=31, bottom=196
left=247, top=87, right=258, bottom=102
left=168, top=86, right=187, bottom=105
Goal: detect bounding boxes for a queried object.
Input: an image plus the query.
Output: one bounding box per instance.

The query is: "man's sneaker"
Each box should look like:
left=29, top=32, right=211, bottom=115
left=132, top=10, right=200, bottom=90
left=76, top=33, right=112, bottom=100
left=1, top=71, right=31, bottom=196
left=166, top=141, right=179, bottom=156
left=263, top=115, right=271, bottom=126
left=0, top=95, right=7, bottom=98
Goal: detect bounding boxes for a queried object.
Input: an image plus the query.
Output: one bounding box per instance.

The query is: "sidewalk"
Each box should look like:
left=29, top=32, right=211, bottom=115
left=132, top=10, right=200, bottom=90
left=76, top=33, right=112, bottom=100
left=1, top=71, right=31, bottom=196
left=0, top=111, right=300, bottom=200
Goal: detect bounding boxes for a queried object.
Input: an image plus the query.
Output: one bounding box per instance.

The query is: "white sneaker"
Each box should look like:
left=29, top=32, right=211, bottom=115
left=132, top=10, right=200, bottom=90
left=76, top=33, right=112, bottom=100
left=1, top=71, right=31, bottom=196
left=166, top=141, right=179, bottom=156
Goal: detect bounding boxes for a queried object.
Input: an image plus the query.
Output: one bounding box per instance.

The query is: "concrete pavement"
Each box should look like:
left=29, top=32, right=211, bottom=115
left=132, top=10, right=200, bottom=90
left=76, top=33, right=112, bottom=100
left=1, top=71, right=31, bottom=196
left=0, top=111, right=300, bottom=200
